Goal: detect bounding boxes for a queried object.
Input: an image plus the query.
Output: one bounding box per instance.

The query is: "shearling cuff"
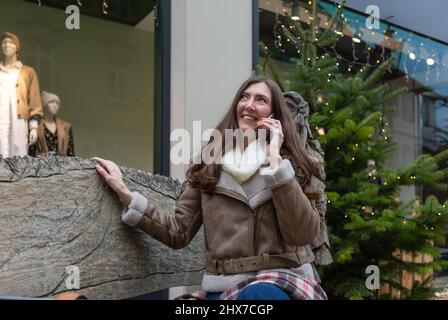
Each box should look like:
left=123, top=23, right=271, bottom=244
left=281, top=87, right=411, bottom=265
left=259, top=158, right=295, bottom=188
left=121, top=191, right=148, bottom=227
left=28, top=119, right=38, bottom=130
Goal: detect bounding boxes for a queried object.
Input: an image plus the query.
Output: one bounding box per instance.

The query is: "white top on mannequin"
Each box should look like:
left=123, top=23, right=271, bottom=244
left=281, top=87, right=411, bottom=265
left=0, top=36, right=38, bottom=158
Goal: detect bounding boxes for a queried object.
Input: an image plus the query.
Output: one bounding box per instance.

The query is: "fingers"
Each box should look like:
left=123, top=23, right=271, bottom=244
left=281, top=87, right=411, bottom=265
left=257, top=121, right=275, bottom=130
left=257, top=119, right=282, bottom=130
left=258, top=117, right=281, bottom=124
left=257, top=122, right=280, bottom=136
left=91, top=157, right=108, bottom=166
left=91, top=157, right=117, bottom=174
left=95, top=163, right=111, bottom=180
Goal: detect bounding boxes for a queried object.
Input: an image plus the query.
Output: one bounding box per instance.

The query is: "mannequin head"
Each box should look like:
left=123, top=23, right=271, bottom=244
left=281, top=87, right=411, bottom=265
left=41, top=91, right=61, bottom=119
left=44, top=100, right=60, bottom=116
left=1, top=32, right=20, bottom=59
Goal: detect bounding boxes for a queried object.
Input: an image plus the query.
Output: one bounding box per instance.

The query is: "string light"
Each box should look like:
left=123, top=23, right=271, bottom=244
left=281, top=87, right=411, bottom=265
left=272, top=0, right=442, bottom=82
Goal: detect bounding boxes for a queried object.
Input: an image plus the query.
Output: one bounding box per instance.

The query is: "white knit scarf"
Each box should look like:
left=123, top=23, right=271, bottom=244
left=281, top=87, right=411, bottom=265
left=221, top=139, right=269, bottom=184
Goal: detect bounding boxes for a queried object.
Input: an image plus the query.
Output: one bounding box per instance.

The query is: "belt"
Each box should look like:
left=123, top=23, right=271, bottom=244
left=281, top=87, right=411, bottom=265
left=206, top=252, right=301, bottom=275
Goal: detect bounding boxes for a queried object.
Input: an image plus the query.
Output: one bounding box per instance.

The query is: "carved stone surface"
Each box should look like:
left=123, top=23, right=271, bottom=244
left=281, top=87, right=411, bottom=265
left=0, top=155, right=204, bottom=300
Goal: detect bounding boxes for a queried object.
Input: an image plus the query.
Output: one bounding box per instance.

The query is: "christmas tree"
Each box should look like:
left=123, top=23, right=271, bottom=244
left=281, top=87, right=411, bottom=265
left=260, top=0, right=448, bottom=299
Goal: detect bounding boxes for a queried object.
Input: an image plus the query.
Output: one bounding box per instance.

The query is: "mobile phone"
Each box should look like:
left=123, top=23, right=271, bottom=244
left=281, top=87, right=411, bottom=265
left=263, top=113, right=274, bottom=142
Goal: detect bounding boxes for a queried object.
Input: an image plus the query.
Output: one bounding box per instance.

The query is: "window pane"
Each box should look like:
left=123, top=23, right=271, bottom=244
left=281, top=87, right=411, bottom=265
left=0, top=0, right=156, bottom=172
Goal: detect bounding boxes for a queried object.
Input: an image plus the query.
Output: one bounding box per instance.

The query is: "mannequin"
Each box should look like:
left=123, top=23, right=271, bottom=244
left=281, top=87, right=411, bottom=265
left=29, top=91, right=75, bottom=157
left=0, top=32, right=43, bottom=158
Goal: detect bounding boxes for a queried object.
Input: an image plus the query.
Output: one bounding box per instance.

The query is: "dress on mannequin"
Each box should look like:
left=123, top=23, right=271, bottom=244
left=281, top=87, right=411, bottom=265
left=29, top=91, right=75, bottom=157
left=0, top=32, right=43, bottom=158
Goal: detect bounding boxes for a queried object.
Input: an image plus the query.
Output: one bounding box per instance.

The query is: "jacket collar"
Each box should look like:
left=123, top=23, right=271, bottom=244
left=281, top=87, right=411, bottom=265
left=215, top=164, right=274, bottom=210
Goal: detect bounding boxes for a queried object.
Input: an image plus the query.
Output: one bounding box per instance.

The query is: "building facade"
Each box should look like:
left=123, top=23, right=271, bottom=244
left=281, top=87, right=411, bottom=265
left=1, top=0, right=447, bottom=298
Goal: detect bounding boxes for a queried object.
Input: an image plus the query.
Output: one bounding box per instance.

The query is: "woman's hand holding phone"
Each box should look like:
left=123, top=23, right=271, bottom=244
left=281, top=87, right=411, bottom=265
left=257, top=114, right=284, bottom=157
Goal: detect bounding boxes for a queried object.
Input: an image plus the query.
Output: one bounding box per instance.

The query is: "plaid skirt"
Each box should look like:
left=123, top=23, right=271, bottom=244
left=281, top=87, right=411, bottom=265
left=176, top=271, right=327, bottom=300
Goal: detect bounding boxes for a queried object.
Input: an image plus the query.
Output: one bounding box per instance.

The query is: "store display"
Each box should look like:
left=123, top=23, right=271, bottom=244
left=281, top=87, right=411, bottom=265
left=0, top=32, right=43, bottom=158
left=29, top=91, right=75, bottom=157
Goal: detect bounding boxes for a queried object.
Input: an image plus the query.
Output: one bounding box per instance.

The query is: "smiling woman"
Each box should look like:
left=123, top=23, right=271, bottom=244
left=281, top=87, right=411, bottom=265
left=186, top=75, right=318, bottom=193
left=237, top=81, right=273, bottom=132
left=93, top=75, right=327, bottom=300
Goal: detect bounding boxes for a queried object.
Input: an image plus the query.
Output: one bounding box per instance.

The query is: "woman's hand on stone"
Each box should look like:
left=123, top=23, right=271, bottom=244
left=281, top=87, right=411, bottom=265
left=91, top=157, right=133, bottom=206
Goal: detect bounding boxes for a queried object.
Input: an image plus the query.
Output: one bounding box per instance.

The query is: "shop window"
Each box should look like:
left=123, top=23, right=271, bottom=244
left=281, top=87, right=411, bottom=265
left=0, top=0, right=156, bottom=172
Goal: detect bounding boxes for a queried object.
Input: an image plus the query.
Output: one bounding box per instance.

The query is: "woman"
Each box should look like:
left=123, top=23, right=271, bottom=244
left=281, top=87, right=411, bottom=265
left=93, top=75, right=327, bottom=300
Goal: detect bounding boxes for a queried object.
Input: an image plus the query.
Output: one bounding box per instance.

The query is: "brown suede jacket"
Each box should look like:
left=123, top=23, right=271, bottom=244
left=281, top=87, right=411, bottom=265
left=122, top=159, right=320, bottom=275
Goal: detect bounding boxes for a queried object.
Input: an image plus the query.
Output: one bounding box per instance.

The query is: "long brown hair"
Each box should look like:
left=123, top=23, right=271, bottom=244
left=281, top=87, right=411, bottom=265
left=186, top=75, right=320, bottom=199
